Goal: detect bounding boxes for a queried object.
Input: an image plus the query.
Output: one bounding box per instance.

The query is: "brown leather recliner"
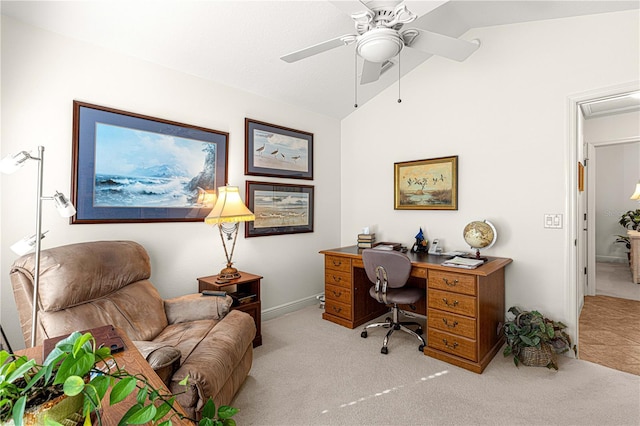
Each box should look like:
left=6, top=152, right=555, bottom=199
left=10, top=240, right=256, bottom=420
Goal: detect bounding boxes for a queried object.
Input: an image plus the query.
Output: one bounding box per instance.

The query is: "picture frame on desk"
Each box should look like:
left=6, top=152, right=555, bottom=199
left=71, top=101, right=228, bottom=223
left=245, top=181, right=314, bottom=237
left=244, top=118, right=313, bottom=180
left=394, top=156, right=458, bottom=210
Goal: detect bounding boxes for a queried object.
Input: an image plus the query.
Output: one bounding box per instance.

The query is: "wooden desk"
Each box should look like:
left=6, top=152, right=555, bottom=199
left=15, top=330, right=190, bottom=425
left=198, top=272, right=262, bottom=347
left=320, top=246, right=512, bottom=373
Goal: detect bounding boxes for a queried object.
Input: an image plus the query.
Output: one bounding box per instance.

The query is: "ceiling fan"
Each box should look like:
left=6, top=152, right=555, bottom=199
left=281, top=0, right=480, bottom=85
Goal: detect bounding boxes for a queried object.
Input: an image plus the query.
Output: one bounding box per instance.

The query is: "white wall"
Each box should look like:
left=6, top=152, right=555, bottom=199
left=1, top=16, right=341, bottom=349
left=341, top=10, right=639, bottom=336
left=584, top=111, right=640, bottom=262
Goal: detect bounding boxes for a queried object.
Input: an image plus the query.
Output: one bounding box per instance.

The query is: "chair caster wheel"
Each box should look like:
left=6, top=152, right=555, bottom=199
left=381, top=347, right=388, bottom=355
left=361, top=331, right=368, bottom=338
left=418, top=344, right=425, bottom=352
left=416, top=328, right=423, bottom=335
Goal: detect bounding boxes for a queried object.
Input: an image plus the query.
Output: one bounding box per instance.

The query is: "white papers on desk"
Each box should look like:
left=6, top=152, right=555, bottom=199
left=442, top=256, right=485, bottom=269
left=373, top=244, right=395, bottom=251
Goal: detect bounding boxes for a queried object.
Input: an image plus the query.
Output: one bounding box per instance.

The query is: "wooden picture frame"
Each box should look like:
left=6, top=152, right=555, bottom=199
left=245, top=118, right=313, bottom=180
left=394, top=156, right=458, bottom=210
left=245, top=181, right=314, bottom=237
left=72, top=101, right=228, bottom=223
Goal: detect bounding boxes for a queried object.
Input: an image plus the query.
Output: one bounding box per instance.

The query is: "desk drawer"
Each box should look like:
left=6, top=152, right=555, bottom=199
left=325, top=283, right=351, bottom=305
left=428, top=328, right=477, bottom=362
left=325, top=299, right=351, bottom=320
left=428, top=289, right=476, bottom=317
left=427, top=309, right=476, bottom=340
left=325, top=255, right=351, bottom=273
left=429, top=271, right=476, bottom=296
left=325, top=270, right=351, bottom=289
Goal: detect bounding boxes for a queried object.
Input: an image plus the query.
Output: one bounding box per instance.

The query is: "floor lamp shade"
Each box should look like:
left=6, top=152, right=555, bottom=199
left=205, top=186, right=255, bottom=280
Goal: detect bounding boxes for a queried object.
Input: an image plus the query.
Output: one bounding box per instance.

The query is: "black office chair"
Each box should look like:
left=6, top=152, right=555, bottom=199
left=360, top=249, right=426, bottom=354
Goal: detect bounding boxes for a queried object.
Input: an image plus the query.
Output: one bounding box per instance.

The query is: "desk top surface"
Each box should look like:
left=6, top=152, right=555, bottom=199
left=320, top=245, right=512, bottom=276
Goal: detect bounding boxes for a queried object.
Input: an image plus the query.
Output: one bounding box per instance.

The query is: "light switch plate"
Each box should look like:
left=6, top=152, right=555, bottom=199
left=544, top=214, right=563, bottom=229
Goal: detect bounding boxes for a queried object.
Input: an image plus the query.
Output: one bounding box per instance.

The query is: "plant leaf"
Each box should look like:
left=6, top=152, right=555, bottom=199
left=202, top=398, right=216, bottom=419
left=217, top=405, right=239, bottom=419
left=13, top=395, right=26, bottom=426
left=63, top=375, right=86, bottom=396
left=153, top=397, right=175, bottom=421
left=111, top=376, right=137, bottom=405
left=125, top=403, right=157, bottom=424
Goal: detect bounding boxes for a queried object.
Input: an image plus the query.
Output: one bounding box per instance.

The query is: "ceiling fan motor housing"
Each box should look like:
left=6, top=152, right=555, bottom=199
left=356, top=28, right=404, bottom=63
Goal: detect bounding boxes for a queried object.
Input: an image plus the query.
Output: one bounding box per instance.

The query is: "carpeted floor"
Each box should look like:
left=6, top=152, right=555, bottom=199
left=232, top=305, right=640, bottom=425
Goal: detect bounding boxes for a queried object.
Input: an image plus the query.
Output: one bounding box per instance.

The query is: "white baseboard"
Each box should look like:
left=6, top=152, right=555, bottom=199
left=262, top=293, right=324, bottom=321
left=596, top=255, right=628, bottom=264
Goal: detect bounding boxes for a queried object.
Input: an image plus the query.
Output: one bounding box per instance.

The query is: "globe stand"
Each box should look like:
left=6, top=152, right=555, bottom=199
left=463, top=249, right=488, bottom=262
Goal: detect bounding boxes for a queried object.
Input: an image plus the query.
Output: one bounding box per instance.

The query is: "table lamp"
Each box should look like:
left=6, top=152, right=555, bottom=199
left=631, top=181, right=640, bottom=200
left=205, top=185, right=255, bottom=282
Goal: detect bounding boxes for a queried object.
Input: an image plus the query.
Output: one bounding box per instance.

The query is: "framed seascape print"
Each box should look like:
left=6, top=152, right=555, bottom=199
left=245, top=181, right=314, bottom=237
left=394, top=156, right=458, bottom=210
left=71, top=101, right=228, bottom=223
left=245, top=118, right=313, bottom=180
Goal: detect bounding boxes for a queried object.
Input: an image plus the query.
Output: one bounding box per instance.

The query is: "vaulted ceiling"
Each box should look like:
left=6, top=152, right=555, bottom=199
left=2, top=1, right=638, bottom=119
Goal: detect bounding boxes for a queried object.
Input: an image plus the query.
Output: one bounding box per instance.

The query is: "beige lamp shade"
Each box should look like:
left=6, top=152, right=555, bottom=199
left=205, top=186, right=255, bottom=224
left=631, top=182, right=640, bottom=200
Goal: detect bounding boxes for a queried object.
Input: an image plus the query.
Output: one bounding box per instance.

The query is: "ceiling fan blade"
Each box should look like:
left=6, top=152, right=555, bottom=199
left=281, top=34, right=356, bottom=63
left=360, top=60, right=383, bottom=85
left=402, top=1, right=449, bottom=19
left=329, top=1, right=373, bottom=17
left=406, top=28, right=479, bottom=61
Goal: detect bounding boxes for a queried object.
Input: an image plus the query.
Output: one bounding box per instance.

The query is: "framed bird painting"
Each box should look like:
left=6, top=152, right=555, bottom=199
left=394, top=156, right=458, bottom=210
left=244, top=118, right=313, bottom=180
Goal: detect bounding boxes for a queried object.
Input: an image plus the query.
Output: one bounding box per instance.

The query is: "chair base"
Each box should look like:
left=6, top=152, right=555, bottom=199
left=361, top=305, right=426, bottom=354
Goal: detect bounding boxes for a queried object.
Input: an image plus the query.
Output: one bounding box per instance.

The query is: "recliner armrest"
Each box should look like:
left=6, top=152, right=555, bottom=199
left=164, top=293, right=233, bottom=324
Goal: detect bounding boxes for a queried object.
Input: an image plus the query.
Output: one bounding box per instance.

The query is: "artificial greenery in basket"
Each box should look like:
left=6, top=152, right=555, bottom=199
left=615, top=208, right=640, bottom=251
left=0, top=331, right=237, bottom=425
left=503, top=306, right=576, bottom=370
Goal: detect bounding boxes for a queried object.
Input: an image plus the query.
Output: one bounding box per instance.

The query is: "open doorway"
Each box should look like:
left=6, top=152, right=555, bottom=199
left=576, top=90, right=640, bottom=375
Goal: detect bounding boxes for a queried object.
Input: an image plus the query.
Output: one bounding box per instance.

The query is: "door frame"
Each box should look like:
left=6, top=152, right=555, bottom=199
left=567, top=81, right=639, bottom=356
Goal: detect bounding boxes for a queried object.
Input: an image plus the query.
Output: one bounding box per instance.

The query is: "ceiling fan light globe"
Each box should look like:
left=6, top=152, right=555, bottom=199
left=356, top=28, right=403, bottom=63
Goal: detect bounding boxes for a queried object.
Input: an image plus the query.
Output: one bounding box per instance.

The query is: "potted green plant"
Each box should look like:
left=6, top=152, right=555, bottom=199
left=503, top=306, right=575, bottom=370
left=615, top=209, right=640, bottom=254
left=0, top=331, right=237, bottom=425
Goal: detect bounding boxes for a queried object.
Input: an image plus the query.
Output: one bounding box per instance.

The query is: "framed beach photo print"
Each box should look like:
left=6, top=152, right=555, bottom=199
left=394, top=156, right=458, bottom=210
left=245, top=181, right=314, bottom=237
left=245, top=118, right=313, bottom=180
left=71, top=101, right=228, bottom=223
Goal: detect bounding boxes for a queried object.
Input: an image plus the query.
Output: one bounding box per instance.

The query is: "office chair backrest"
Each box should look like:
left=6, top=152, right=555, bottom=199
left=362, top=249, right=412, bottom=289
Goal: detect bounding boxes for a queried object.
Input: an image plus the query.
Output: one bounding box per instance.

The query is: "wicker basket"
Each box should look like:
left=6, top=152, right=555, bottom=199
left=519, top=343, right=556, bottom=367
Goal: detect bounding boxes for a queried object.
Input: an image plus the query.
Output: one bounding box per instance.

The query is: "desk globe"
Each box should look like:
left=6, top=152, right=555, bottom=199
left=463, top=220, right=497, bottom=259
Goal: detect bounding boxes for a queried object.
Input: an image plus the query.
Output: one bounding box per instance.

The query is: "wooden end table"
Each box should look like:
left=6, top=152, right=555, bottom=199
left=197, top=271, right=262, bottom=347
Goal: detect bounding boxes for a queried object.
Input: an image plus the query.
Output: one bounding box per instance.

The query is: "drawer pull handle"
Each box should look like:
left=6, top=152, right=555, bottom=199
left=442, top=318, right=458, bottom=329
left=332, top=306, right=342, bottom=313
left=442, top=339, right=459, bottom=350
left=332, top=275, right=342, bottom=283
left=442, top=298, right=459, bottom=308
left=443, top=278, right=459, bottom=287
left=332, top=260, right=342, bottom=267
left=331, top=290, right=342, bottom=297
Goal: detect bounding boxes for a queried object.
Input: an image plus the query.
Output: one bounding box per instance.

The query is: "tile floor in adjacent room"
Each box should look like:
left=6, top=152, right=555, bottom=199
left=579, top=262, right=640, bottom=376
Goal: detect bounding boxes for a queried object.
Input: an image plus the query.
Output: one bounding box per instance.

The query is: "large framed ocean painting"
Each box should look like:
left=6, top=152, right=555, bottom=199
left=71, top=101, right=228, bottom=223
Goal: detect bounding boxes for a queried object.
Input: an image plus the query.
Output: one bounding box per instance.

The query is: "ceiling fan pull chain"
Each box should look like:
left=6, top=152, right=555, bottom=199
left=397, top=52, right=402, bottom=103
left=354, top=50, right=358, bottom=108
